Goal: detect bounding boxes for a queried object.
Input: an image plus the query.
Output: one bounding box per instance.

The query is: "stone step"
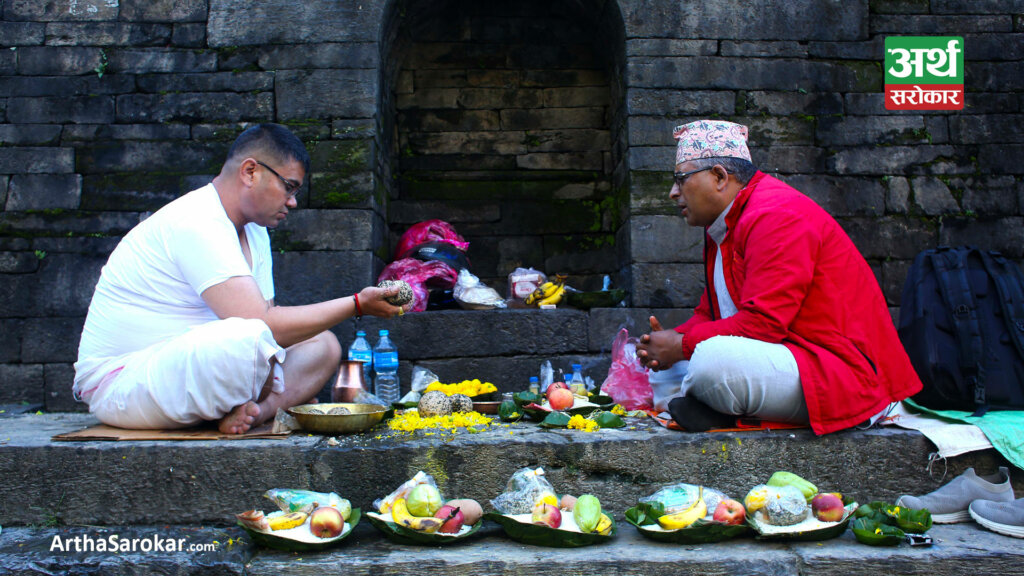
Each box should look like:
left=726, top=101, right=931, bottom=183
left=2, top=522, right=1023, bottom=575
left=1, top=413, right=1020, bottom=527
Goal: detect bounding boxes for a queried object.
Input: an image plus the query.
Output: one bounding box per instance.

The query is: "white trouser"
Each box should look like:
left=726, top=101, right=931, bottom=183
left=84, top=318, right=286, bottom=429
left=651, top=335, right=808, bottom=423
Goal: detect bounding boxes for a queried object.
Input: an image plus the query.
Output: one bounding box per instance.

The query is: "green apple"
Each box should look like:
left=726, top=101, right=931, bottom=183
left=406, top=484, right=443, bottom=517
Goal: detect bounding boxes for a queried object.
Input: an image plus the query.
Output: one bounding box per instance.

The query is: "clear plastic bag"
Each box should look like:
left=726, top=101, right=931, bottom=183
left=453, top=269, right=506, bottom=310
left=638, top=482, right=728, bottom=516
left=539, top=361, right=554, bottom=393
left=411, top=366, right=441, bottom=393
left=490, top=467, right=558, bottom=514
left=508, top=267, right=547, bottom=300
left=373, top=471, right=439, bottom=514
left=599, top=328, right=653, bottom=410
left=265, top=489, right=350, bottom=514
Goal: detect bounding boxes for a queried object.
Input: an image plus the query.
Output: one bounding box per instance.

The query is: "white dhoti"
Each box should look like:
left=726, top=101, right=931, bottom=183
left=77, top=317, right=286, bottom=429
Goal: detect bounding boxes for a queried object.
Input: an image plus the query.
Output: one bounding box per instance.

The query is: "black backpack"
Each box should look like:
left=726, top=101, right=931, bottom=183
left=898, top=246, right=1024, bottom=414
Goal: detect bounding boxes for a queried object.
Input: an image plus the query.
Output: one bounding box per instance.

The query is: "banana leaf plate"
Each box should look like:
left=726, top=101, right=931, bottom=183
left=365, top=511, right=483, bottom=545
left=485, top=512, right=616, bottom=547
left=747, top=503, right=857, bottom=541
left=238, top=508, right=361, bottom=552
left=624, top=505, right=750, bottom=543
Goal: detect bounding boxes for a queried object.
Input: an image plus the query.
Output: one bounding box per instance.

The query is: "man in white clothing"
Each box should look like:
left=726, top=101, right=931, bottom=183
left=75, top=124, right=405, bottom=434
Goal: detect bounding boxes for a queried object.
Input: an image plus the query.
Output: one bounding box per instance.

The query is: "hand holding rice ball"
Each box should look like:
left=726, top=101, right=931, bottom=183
left=351, top=280, right=414, bottom=319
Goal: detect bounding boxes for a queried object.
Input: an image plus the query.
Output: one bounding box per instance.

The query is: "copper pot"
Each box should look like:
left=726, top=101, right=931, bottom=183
left=332, top=360, right=368, bottom=403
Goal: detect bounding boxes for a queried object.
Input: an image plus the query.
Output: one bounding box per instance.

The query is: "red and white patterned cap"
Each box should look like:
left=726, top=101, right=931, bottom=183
left=673, top=120, right=751, bottom=164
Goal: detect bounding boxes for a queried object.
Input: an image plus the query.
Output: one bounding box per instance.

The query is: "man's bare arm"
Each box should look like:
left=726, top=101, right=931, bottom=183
left=202, top=276, right=402, bottom=348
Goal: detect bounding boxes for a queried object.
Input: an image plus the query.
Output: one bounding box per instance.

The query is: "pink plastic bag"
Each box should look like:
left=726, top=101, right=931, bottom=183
left=600, top=328, right=653, bottom=411
left=395, top=220, right=470, bottom=260
left=378, top=258, right=459, bottom=312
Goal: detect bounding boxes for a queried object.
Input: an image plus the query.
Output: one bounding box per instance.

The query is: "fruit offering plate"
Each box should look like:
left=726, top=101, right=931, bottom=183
left=237, top=509, right=361, bottom=552
left=747, top=503, right=857, bottom=541
left=624, top=505, right=751, bottom=544
left=521, top=399, right=608, bottom=421
left=365, top=511, right=483, bottom=545
left=484, top=512, right=616, bottom=548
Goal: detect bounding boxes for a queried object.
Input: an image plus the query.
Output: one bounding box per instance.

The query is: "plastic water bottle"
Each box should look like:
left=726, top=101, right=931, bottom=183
left=347, top=330, right=373, bottom=388
left=569, top=363, right=586, bottom=396
left=373, top=329, right=400, bottom=405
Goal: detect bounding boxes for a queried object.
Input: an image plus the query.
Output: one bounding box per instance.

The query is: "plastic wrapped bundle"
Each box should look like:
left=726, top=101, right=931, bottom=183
left=762, top=485, right=809, bottom=526
left=639, top=482, right=727, bottom=516
left=490, top=467, right=558, bottom=514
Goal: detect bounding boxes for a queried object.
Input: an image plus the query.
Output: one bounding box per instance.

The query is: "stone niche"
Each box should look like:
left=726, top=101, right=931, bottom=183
left=379, top=0, right=628, bottom=295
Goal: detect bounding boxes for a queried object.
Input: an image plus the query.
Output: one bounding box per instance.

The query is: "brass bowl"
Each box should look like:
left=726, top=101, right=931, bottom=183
left=286, top=403, right=387, bottom=434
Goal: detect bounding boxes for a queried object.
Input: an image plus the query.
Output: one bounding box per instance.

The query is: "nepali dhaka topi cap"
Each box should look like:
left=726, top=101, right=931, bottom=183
left=673, top=120, right=751, bottom=164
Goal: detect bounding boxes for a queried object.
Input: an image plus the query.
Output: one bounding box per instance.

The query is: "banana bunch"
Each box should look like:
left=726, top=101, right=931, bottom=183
left=657, top=486, right=707, bottom=530
left=391, top=498, right=444, bottom=533
left=525, top=275, right=567, bottom=306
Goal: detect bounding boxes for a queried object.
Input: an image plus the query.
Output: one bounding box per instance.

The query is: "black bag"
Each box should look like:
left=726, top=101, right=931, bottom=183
left=898, top=246, right=1024, bottom=413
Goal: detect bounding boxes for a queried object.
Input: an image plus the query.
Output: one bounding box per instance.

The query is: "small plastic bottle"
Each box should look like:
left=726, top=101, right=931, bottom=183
left=528, top=376, right=540, bottom=395
left=569, top=363, right=586, bottom=396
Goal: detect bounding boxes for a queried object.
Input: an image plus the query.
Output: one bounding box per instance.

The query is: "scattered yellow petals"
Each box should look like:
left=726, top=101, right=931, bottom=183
left=610, top=404, right=627, bottom=416
left=387, top=410, right=493, bottom=433
left=567, top=414, right=600, bottom=432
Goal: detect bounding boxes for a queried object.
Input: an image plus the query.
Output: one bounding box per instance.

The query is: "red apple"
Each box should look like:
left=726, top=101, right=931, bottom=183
left=712, top=499, right=746, bottom=525
left=811, top=493, right=845, bottom=523
left=434, top=504, right=465, bottom=534
left=548, top=387, right=574, bottom=411
left=309, top=506, right=345, bottom=538
left=548, top=381, right=569, bottom=392
left=531, top=502, right=562, bottom=529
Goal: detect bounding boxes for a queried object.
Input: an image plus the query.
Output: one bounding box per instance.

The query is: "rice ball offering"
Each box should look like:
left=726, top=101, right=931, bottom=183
left=449, top=393, right=474, bottom=413
left=378, top=279, right=414, bottom=306
left=418, top=390, right=453, bottom=417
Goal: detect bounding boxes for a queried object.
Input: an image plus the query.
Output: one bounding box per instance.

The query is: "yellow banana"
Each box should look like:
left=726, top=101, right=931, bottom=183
left=537, top=285, right=565, bottom=306
left=657, top=487, right=707, bottom=530
left=525, top=282, right=557, bottom=305
left=391, top=498, right=444, bottom=533
left=268, top=511, right=309, bottom=531
left=595, top=513, right=613, bottom=535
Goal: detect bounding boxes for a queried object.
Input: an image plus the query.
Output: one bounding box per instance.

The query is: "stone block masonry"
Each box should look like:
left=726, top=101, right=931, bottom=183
left=0, top=0, right=1021, bottom=410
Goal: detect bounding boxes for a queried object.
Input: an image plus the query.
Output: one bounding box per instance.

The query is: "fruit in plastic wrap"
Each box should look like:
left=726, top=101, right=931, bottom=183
left=744, top=484, right=772, bottom=513
left=641, top=483, right=726, bottom=517
left=417, top=390, right=452, bottom=417
left=573, top=494, right=602, bottom=533
left=407, top=483, right=443, bottom=517
left=449, top=393, right=473, bottom=413
left=491, top=467, right=558, bottom=514
left=762, top=485, right=809, bottom=526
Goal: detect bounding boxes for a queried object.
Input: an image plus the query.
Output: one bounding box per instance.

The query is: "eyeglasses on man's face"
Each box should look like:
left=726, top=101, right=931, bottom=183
left=673, top=166, right=713, bottom=188
left=255, top=160, right=302, bottom=198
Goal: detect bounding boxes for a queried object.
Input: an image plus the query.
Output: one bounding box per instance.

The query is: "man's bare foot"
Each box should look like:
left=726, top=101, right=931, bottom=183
left=219, top=401, right=261, bottom=434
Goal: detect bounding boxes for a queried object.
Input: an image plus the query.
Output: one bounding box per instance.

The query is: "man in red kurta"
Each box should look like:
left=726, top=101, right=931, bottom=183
left=636, top=120, right=922, bottom=435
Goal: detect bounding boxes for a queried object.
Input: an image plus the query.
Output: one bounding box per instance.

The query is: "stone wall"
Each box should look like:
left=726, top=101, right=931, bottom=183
left=0, top=0, right=1021, bottom=409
